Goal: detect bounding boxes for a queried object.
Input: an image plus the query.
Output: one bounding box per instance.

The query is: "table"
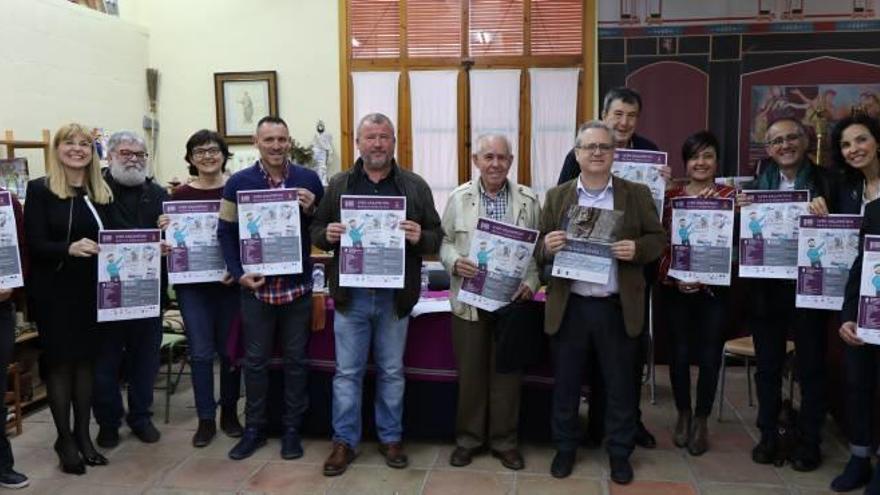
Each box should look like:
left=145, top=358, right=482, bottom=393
left=228, top=291, right=555, bottom=439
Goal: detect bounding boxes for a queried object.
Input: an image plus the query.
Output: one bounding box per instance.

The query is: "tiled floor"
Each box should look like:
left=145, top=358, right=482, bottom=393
left=9, top=365, right=850, bottom=494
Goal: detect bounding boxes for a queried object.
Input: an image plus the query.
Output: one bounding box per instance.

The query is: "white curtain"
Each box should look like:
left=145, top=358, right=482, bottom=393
left=410, top=70, right=459, bottom=214
left=351, top=71, right=400, bottom=154
left=470, top=69, right=521, bottom=184
left=530, top=68, right=580, bottom=200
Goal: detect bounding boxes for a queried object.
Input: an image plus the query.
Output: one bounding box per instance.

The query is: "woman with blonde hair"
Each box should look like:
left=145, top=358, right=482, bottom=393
left=24, top=123, right=112, bottom=475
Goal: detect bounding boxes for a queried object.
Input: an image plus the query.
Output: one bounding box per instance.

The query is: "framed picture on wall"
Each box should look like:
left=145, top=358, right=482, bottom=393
left=214, top=71, right=278, bottom=144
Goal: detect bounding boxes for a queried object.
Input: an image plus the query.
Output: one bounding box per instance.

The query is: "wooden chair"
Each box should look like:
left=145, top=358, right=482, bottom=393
left=717, top=336, right=795, bottom=421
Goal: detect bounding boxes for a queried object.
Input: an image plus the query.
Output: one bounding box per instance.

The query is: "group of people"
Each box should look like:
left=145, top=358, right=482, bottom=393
left=0, top=85, right=877, bottom=491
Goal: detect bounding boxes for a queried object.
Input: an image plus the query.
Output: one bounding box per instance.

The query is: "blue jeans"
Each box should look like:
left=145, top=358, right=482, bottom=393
left=240, top=292, right=311, bottom=430
left=93, top=318, right=163, bottom=430
left=176, top=284, right=241, bottom=419
left=332, top=289, right=409, bottom=448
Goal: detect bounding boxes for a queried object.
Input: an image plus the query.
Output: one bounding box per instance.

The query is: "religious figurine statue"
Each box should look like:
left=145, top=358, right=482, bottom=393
left=311, top=120, right=333, bottom=185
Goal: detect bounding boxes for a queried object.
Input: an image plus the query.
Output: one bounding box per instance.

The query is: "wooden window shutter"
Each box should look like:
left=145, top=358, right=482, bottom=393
left=350, top=0, right=401, bottom=59
left=530, top=0, right=583, bottom=55
left=469, top=0, right=524, bottom=56
left=407, top=0, right=462, bottom=57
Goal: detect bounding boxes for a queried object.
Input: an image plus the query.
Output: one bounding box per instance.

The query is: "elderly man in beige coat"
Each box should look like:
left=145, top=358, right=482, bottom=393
left=440, top=134, right=541, bottom=471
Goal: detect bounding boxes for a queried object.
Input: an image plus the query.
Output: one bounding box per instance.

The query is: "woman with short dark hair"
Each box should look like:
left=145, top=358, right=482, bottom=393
left=658, top=130, right=735, bottom=456
left=159, top=130, right=241, bottom=447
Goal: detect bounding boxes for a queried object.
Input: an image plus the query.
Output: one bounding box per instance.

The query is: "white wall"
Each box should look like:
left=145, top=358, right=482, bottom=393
left=120, top=0, right=341, bottom=183
left=0, top=0, right=149, bottom=177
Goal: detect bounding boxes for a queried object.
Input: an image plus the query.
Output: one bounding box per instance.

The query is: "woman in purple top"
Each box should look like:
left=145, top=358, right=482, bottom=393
left=159, top=130, right=242, bottom=447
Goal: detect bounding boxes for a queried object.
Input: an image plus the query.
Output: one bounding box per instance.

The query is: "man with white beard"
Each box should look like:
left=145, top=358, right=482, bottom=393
left=93, top=131, right=170, bottom=449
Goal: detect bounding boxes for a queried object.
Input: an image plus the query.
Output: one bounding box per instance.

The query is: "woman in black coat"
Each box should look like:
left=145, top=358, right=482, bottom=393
left=817, top=114, right=880, bottom=493
left=24, top=123, right=112, bottom=475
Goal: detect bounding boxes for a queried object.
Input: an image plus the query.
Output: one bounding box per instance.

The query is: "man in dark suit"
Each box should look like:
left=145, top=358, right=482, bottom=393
left=539, top=121, right=666, bottom=485
left=556, top=87, right=660, bottom=185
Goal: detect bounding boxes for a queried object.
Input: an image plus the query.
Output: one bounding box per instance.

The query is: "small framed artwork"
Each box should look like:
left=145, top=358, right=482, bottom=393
left=214, top=71, right=278, bottom=144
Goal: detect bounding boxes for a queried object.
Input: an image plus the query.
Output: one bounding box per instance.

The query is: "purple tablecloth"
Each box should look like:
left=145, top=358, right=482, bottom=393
left=228, top=290, right=554, bottom=385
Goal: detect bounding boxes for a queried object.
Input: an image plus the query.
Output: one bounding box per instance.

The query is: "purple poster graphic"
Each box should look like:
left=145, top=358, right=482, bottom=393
left=739, top=190, right=810, bottom=280
left=97, top=229, right=162, bottom=322
left=668, top=196, right=734, bottom=286
left=457, top=217, right=539, bottom=312
left=339, top=195, right=407, bottom=289
left=857, top=235, right=880, bottom=345
left=236, top=188, right=302, bottom=276
left=163, top=200, right=225, bottom=284
left=796, top=214, right=861, bottom=310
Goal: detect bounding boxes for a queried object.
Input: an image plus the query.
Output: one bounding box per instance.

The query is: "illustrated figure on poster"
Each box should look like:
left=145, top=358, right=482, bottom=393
left=143, top=245, right=157, bottom=264
left=238, top=91, right=254, bottom=125
left=476, top=241, right=495, bottom=271
left=873, top=264, right=880, bottom=296
left=384, top=212, right=400, bottom=230
left=347, top=218, right=366, bottom=247
left=245, top=212, right=262, bottom=239
left=805, top=238, right=825, bottom=268
left=748, top=210, right=766, bottom=239
left=106, top=253, right=124, bottom=282
left=678, top=218, right=694, bottom=246
left=171, top=222, right=188, bottom=248
left=281, top=204, right=295, bottom=221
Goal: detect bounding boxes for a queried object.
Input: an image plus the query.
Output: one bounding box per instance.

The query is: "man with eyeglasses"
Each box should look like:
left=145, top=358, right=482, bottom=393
left=94, top=130, right=170, bottom=449
left=439, top=134, right=541, bottom=470
left=558, top=87, right=666, bottom=452
left=739, top=117, right=834, bottom=471
left=539, top=121, right=665, bottom=485
left=311, top=113, right=442, bottom=476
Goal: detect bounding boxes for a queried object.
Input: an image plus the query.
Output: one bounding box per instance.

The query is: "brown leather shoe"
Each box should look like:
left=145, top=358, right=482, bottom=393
left=378, top=442, right=409, bottom=469
left=323, top=442, right=356, bottom=476
left=492, top=449, right=525, bottom=470
left=449, top=446, right=480, bottom=467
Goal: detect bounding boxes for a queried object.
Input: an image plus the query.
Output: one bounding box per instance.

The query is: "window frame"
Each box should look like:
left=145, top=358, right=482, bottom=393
left=339, top=0, right=597, bottom=187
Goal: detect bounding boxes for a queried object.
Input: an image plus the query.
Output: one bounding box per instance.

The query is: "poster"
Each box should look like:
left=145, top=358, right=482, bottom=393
left=457, top=218, right=538, bottom=311
left=163, top=200, right=226, bottom=285
left=97, top=229, right=161, bottom=322
left=0, top=159, right=28, bottom=202
left=739, top=190, right=810, bottom=279
left=551, top=205, right=622, bottom=284
left=0, top=192, right=23, bottom=289
left=611, top=149, right=667, bottom=216
left=857, top=235, right=880, bottom=345
left=237, top=189, right=302, bottom=276
left=795, top=215, right=861, bottom=310
left=668, top=196, right=735, bottom=286
left=339, top=195, right=406, bottom=288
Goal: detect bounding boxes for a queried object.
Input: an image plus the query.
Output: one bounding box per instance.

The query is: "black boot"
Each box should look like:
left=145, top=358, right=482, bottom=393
left=830, top=455, right=871, bottom=492
left=220, top=406, right=243, bottom=438
left=192, top=419, right=217, bottom=448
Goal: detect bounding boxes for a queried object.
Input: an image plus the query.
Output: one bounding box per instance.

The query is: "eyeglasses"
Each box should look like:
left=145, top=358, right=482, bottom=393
left=115, top=150, right=149, bottom=161
left=575, top=143, right=614, bottom=154
left=766, top=133, right=802, bottom=148
left=192, top=147, right=222, bottom=158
